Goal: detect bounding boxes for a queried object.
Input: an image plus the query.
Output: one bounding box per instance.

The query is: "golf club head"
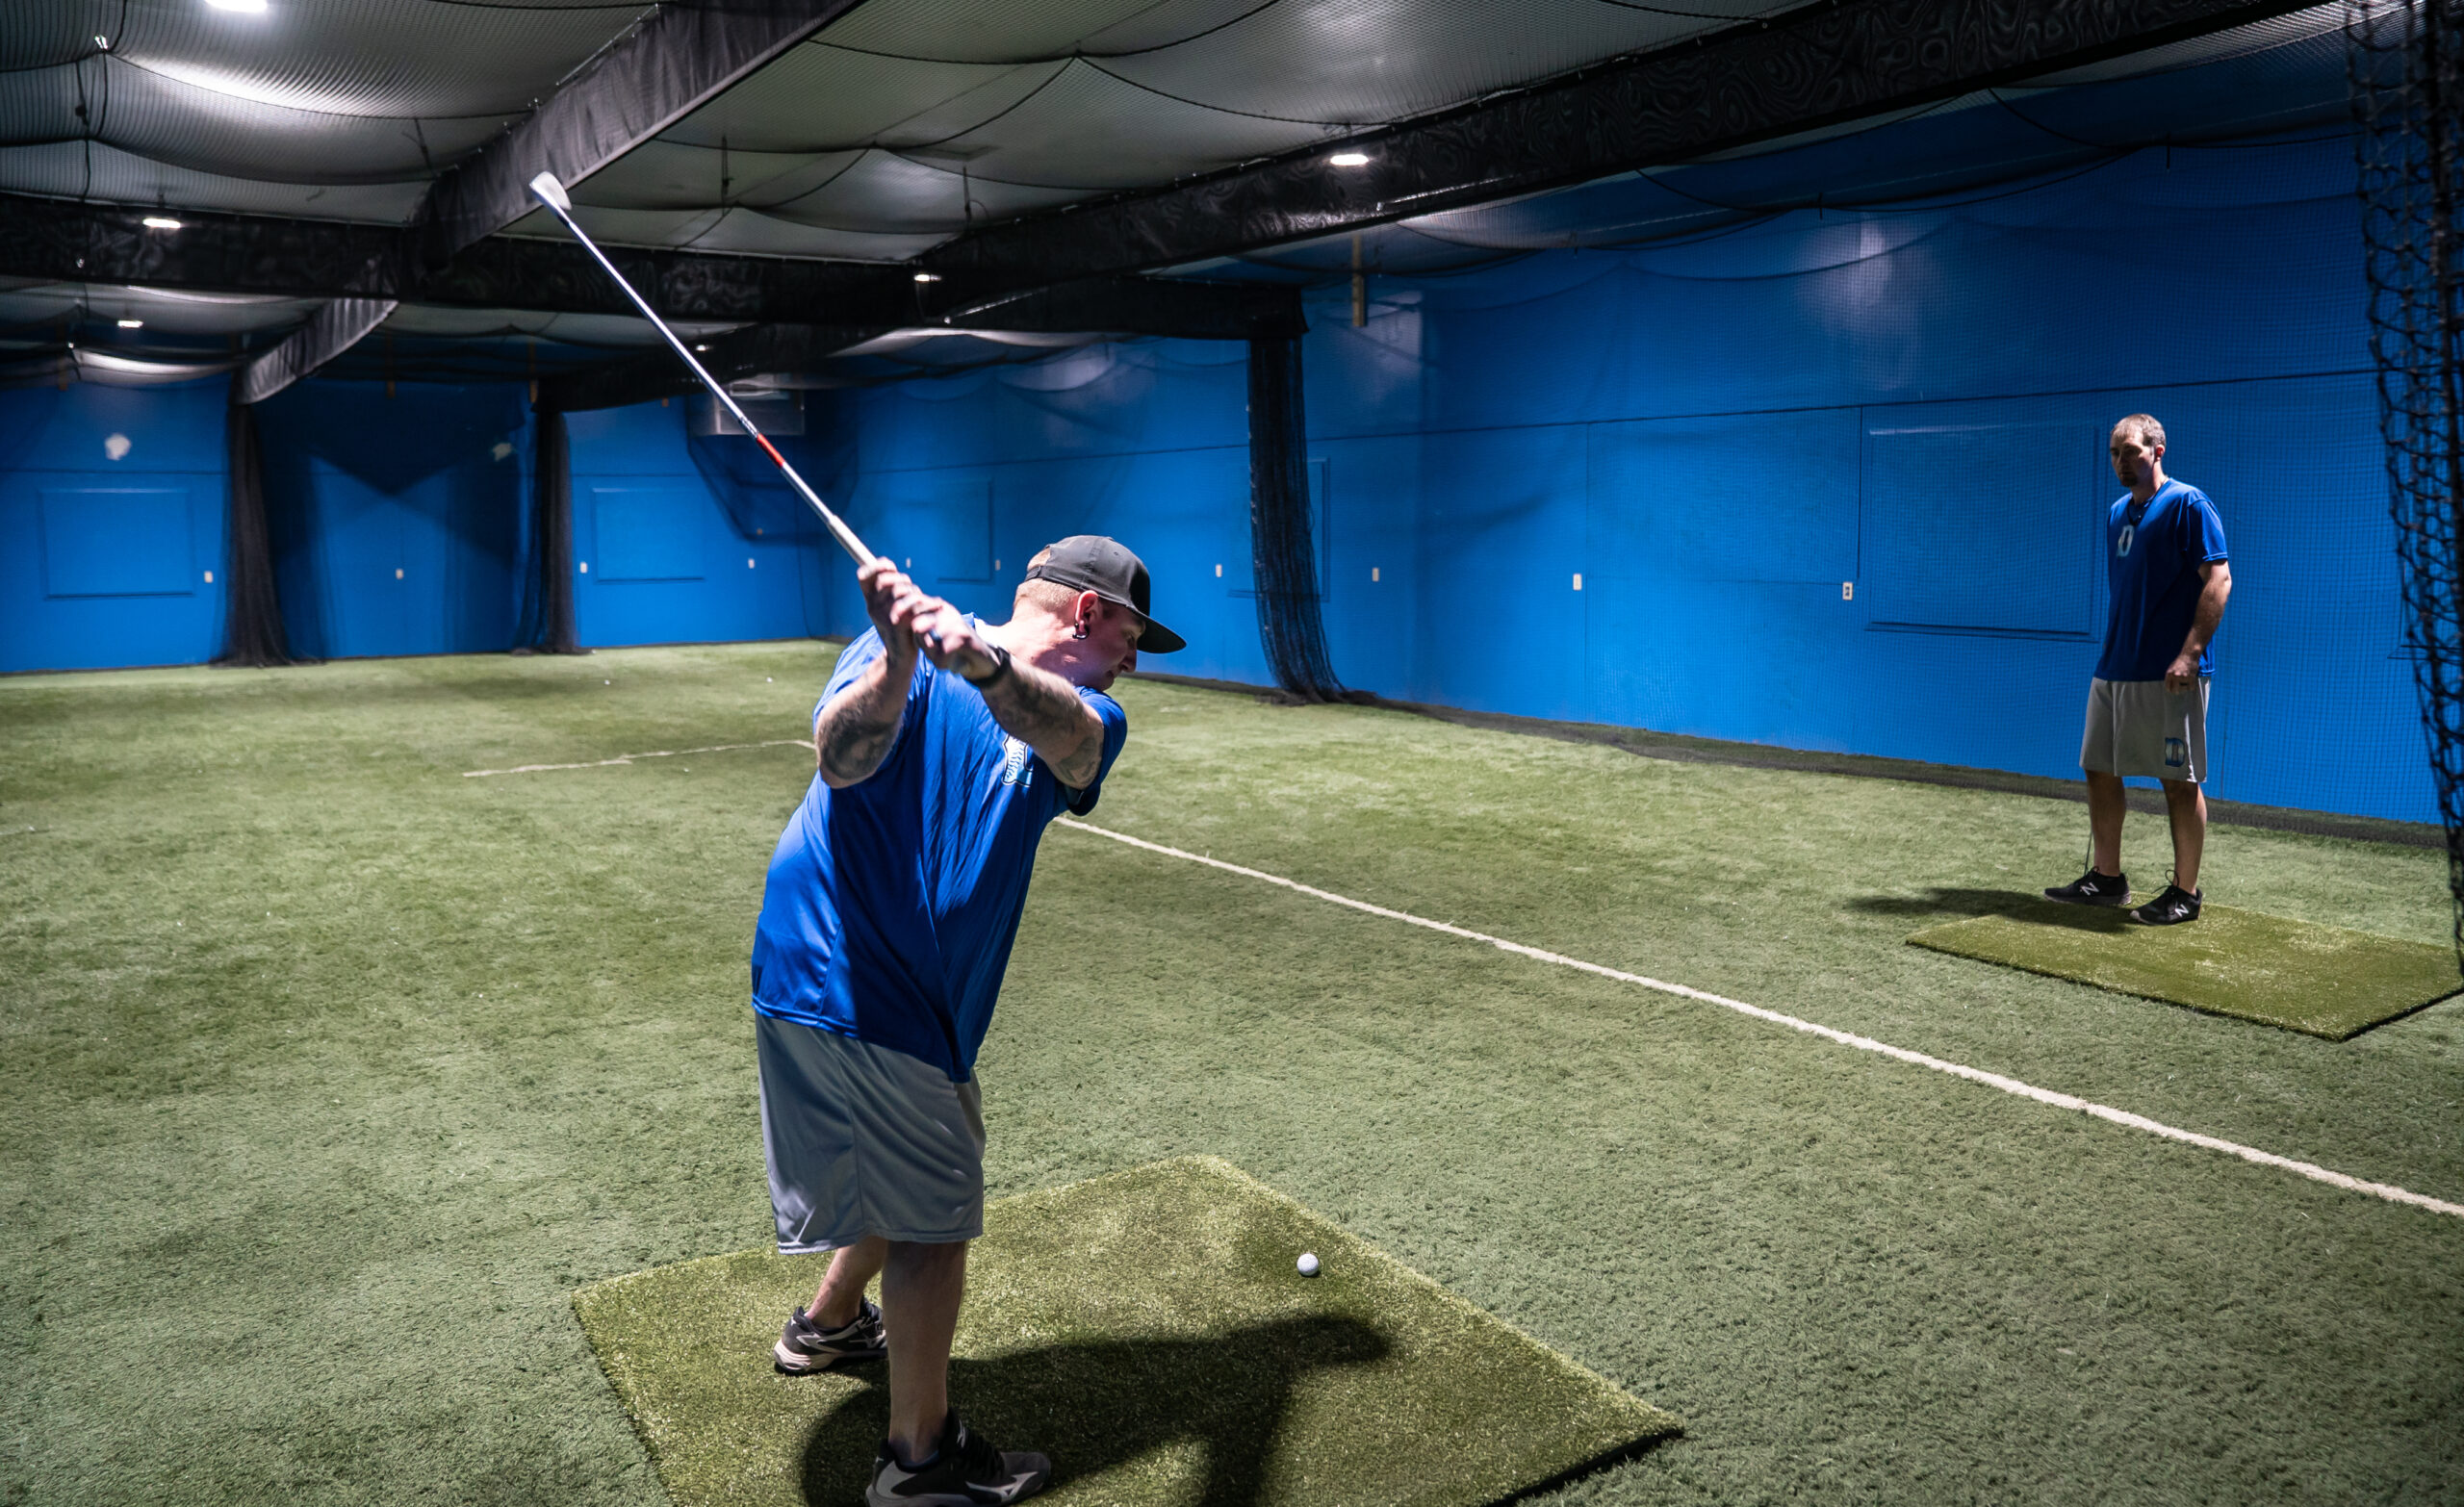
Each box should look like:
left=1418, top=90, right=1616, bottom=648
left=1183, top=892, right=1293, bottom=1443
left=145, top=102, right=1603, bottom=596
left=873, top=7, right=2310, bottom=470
left=527, top=171, right=572, bottom=213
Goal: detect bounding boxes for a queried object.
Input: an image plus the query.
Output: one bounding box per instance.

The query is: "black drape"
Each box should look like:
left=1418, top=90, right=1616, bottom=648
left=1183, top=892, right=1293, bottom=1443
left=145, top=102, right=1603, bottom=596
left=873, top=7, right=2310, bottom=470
left=213, top=392, right=296, bottom=667
left=1245, top=335, right=1348, bottom=702
left=515, top=408, right=580, bottom=653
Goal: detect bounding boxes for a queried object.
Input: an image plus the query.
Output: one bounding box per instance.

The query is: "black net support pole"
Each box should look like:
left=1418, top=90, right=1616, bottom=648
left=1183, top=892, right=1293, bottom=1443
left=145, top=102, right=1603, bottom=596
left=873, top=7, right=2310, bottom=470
left=212, top=388, right=296, bottom=668
left=516, top=407, right=582, bottom=654
left=1245, top=335, right=1350, bottom=702
left=2353, top=0, right=2464, bottom=968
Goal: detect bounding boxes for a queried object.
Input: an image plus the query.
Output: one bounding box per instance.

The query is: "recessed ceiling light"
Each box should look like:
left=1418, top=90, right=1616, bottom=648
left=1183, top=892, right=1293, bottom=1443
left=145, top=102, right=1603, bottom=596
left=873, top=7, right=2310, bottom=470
left=205, top=0, right=269, bottom=12
left=913, top=271, right=940, bottom=283
left=1328, top=152, right=1372, bottom=167
left=693, top=344, right=709, bottom=351
left=118, top=319, right=144, bottom=329
left=141, top=216, right=182, bottom=230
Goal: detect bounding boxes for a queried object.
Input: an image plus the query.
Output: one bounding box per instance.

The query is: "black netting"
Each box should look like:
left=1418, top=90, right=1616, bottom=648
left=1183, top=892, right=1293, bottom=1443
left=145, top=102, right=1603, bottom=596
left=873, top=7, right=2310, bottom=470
left=213, top=393, right=297, bottom=669
left=1245, top=334, right=1351, bottom=702
left=513, top=407, right=581, bottom=655
left=2353, top=0, right=2464, bottom=960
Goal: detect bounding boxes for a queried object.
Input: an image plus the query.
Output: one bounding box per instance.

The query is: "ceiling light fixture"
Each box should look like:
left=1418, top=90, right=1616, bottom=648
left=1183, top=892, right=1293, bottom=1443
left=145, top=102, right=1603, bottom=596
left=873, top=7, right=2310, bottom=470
left=118, top=319, right=144, bottom=329
left=1328, top=152, right=1372, bottom=167
left=141, top=216, right=182, bottom=230
left=912, top=271, right=940, bottom=283
left=693, top=344, right=709, bottom=351
left=204, top=0, right=270, bottom=12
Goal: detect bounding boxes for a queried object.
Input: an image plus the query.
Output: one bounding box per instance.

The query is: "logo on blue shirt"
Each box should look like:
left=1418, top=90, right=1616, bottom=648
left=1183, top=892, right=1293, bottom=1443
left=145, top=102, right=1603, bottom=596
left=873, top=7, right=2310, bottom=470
left=2117, top=524, right=2135, bottom=558
left=1001, top=735, right=1032, bottom=788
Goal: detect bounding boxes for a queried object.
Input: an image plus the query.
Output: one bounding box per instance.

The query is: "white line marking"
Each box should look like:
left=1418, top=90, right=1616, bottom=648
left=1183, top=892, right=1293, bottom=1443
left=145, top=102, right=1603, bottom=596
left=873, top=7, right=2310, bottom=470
left=463, top=739, right=812, bottom=778
left=1057, top=818, right=2464, bottom=1222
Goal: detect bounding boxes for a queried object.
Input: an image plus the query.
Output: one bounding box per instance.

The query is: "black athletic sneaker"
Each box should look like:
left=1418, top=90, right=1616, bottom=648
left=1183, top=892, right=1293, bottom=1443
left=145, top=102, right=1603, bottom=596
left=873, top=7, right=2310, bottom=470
left=774, top=1297, right=887, bottom=1373
left=2131, top=883, right=2202, bottom=926
left=866, top=1412, right=1049, bottom=1506
left=2043, top=868, right=2132, bottom=907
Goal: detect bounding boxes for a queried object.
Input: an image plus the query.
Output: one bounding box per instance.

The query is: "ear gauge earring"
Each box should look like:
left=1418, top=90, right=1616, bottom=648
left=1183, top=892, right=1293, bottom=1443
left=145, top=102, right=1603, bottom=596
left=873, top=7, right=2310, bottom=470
left=1072, top=621, right=1090, bottom=640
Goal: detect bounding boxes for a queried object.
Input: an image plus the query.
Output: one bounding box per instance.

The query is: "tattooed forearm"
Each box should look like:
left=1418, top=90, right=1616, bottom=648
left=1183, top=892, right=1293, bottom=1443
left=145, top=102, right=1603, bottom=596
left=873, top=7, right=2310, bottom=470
left=980, top=660, right=1104, bottom=788
left=815, top=655, right=910, bottom=787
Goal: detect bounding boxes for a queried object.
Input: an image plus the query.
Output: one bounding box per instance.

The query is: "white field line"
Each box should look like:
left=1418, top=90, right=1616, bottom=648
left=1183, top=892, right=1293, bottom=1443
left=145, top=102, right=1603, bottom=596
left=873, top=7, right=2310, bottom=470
left=463, top=739, right=813, bottom=778
left=1056, top=818, right=2464, bottom=1222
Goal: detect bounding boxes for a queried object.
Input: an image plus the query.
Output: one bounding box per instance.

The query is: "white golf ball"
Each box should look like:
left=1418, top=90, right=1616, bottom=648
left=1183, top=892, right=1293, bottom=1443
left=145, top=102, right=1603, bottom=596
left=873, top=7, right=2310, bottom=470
left=1296, top=1252, right=1320, bottom=1277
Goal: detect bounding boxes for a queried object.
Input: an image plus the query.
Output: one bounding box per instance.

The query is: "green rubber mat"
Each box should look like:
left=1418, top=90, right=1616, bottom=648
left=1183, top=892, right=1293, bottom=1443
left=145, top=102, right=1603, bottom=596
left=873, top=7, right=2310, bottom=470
left=572, top=1157, right=1679, bottom=1507
left=1908, top=901, right=2462, bottom=1040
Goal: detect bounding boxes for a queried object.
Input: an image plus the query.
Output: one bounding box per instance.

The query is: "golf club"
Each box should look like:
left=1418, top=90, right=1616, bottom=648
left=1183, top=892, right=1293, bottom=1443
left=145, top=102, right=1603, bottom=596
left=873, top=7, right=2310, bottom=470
left=526, top=170, right=876, bottom=569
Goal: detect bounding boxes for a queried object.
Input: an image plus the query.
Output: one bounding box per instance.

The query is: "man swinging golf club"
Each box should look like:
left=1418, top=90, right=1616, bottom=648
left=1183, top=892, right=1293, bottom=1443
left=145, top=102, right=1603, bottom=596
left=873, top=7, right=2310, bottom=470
left=748, top=536, right=1183, bottom=1506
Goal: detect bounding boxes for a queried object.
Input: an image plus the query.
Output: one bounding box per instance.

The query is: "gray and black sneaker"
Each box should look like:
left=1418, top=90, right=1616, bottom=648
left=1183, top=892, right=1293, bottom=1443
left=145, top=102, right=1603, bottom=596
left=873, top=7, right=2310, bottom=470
left=2043, top=868, right=2132, bottom=907
left=866, top=1412, right=1049, bottom=1506
left=774, top=1297, right=887, bottom=1373
left=2131, top=883, right=2202, bottom=926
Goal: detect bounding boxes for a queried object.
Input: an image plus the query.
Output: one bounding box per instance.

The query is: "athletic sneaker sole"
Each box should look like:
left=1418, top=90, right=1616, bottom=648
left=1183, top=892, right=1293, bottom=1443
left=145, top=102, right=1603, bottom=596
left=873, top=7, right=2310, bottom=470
left=773, top=1338, right=886, bottom=1373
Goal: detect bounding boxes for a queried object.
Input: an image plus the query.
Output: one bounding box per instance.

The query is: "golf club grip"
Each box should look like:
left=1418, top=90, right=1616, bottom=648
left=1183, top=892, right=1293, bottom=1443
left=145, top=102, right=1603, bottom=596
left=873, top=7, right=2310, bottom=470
left=532, top=195, right=876, bottom=568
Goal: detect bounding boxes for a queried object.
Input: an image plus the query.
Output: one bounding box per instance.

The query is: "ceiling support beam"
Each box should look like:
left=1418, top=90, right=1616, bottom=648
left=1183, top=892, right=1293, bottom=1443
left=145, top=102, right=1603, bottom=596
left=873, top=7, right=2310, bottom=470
left=416, top=0, right=875, bottom=261
left=920, top=0, right=2323, bottom=291
left=236, top=297, right=398, bottom=405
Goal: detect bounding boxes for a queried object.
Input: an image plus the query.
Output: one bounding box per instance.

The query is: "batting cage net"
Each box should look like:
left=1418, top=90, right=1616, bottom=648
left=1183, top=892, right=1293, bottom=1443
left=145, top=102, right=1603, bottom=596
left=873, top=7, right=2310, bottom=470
left=2353, top=0, right=2464, bottom=959
left=1246, top=336, right=1354, bottom=703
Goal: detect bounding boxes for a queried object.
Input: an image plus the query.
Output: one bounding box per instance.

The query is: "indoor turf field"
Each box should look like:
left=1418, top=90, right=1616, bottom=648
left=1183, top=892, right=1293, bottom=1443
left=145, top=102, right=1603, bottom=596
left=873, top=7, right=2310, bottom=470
left=4, top=642, right=2461, bottom=1506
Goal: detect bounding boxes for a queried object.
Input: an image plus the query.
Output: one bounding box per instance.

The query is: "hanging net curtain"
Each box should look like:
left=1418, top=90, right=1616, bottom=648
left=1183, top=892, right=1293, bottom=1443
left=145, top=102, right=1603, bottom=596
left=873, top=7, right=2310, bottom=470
left=2353, top=0, right=2464, bottom=961
left=1246, top=335, right=1353, bottom=703
left=212, top=392, right=297, bottom=668
left=514, top=409, right=581, bottom=654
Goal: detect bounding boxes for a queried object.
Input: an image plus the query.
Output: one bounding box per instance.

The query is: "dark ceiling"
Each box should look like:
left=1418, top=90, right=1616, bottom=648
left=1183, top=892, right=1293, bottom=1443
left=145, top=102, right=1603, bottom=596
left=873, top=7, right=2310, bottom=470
left=0, top=0, right=2351, bottom=399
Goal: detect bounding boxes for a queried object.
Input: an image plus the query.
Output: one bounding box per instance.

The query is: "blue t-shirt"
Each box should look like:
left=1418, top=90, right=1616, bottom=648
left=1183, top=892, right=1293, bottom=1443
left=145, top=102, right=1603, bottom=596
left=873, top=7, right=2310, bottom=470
left=749, top=628, right=1129, bottom=1081
left=2095, top=478, right=2228, bottom=682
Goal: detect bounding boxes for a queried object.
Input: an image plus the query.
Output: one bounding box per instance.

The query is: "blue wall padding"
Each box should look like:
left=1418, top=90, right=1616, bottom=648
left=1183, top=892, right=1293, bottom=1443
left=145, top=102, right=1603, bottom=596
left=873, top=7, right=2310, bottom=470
left=254, top=380, right=530, bottom=661
left=564, top=399, right=833, bottom=648
left=826, top=138, right=2428, bottom=823
left=0, top=381, right=229, bottom=673
left=0, top=133, right=2427, bottom=823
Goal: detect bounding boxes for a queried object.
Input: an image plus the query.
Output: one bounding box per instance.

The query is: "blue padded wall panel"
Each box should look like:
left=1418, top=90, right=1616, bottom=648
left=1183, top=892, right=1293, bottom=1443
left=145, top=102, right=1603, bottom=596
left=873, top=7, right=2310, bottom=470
left=1409, top=424, right=1591, bottom=719
left=39, top=488, right=193, bottom=597
left=566, top=399, right=823, bottom=649
left=592, top=487, right=706, bottom=581
left=1861, top=403, right=2106, bottom=638
left=0, top=382, right=227, bottom=673
left=1588, top=410, right=1860, bottom=584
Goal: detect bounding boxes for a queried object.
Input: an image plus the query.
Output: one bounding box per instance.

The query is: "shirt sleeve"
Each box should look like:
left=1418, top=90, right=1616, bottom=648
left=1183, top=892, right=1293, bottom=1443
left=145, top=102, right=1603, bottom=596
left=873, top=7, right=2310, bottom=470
left=2187, top=490, right=2228, bottom=563
left=1062, top=689, right=1131, bottom=817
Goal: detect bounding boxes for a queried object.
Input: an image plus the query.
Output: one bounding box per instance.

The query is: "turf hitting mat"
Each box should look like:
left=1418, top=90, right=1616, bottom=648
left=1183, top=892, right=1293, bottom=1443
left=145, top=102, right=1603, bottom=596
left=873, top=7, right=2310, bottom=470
left=1907, top=901, right=2462, bottom=1039
left=572, top=1157, right=1680, bottom=1507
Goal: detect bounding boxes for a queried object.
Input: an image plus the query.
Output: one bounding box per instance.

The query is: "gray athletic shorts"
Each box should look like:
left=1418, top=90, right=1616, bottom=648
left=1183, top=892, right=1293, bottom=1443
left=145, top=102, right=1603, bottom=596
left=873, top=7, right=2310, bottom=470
left=2080, top=676, right=2211, bottom=782
left=755, top=1013, right=986, bottom=1254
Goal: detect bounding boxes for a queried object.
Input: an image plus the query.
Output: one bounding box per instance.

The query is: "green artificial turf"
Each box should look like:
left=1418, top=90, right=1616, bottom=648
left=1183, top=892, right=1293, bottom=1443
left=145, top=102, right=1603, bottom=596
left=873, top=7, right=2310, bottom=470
left=1906, top=901, right=2464, bottom=1039
left=574, top=1157, right=1678, bottom=1507
left=5, top=644, right=2463, bottom=1506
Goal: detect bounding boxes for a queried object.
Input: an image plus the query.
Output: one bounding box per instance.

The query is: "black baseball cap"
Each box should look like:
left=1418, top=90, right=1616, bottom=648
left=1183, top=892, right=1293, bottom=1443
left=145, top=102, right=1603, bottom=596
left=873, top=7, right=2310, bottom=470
left=1022, top=535, right=1185, bottom=653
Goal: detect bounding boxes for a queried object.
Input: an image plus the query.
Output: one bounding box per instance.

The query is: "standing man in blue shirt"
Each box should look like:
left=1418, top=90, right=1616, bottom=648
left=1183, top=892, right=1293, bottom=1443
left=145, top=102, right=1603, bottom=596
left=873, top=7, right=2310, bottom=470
left=2045, top=415, right=2233, bottom=925
left=749, top=536, right=1183, bottom=1506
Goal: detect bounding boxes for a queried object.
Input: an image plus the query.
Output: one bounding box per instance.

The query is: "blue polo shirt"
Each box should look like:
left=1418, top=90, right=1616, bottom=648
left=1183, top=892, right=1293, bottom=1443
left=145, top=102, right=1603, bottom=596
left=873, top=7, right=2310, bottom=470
left=2096, top=479, right=2228, bottom=682
left=749, top=628, right=1128, bottom=1081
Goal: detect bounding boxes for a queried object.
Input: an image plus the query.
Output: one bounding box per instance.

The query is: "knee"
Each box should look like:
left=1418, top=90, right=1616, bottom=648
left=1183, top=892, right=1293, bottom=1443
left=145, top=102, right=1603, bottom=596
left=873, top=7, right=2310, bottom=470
left=2159, top=779, right=2202, bottom=805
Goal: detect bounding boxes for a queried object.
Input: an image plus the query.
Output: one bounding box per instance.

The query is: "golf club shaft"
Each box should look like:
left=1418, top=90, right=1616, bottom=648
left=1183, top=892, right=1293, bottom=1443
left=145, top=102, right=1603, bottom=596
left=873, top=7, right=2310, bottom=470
left=527, top=194, right=875, bottom=568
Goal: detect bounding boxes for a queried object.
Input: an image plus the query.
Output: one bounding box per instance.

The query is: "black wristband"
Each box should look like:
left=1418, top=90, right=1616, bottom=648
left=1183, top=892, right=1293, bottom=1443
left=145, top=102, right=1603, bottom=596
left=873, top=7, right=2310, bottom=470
left=962, top=644, right=1013, bottom=688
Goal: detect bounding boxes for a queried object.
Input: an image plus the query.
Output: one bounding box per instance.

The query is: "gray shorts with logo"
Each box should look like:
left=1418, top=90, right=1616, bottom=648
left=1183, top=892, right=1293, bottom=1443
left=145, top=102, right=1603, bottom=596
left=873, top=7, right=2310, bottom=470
left=2080, top=676, right=2211, bottom=782
left=755, top=1013, right=987, bottom=1253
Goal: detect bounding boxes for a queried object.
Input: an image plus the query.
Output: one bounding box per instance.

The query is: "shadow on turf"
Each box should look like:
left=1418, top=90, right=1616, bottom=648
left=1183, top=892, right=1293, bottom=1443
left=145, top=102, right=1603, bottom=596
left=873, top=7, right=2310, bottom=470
left=1845, top=887, right=2134, bottom=932
left=799, top=1314, right=1396, bottom=1505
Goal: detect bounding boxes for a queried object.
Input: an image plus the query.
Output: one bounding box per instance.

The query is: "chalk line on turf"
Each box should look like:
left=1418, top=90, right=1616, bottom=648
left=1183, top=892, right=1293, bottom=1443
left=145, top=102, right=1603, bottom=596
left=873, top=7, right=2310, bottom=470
left=463, top=739, right=813, bottom=778
left=1057, top=818, right=2464, bottom=1222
